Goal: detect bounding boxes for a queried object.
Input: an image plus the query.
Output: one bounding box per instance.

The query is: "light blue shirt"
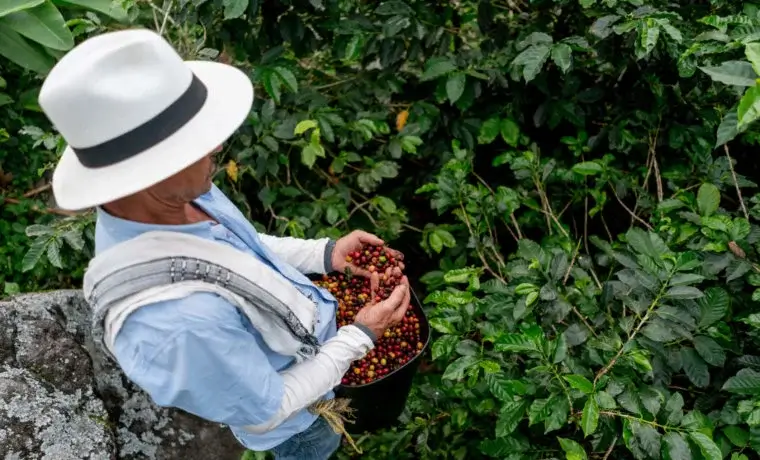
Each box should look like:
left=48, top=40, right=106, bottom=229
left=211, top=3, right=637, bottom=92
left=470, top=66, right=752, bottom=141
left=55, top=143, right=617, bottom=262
left=95, top=184, right=338, bottom=451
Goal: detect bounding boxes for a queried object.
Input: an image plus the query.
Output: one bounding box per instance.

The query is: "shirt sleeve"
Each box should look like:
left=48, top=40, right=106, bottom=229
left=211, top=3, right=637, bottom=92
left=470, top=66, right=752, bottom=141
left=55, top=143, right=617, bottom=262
left=111, top=292, right=372, bottom=430
left=257, top=234, right=335, bottom=274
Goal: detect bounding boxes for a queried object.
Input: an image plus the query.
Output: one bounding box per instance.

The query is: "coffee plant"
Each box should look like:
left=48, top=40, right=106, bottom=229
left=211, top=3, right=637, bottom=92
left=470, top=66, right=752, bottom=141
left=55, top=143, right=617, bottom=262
left=7, top=0, right=760, bottom=459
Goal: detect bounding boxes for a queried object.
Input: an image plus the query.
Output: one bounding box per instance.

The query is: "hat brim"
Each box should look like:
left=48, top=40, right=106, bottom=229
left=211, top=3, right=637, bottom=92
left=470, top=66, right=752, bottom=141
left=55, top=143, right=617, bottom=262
left=51, top=60, right=254, bottom=211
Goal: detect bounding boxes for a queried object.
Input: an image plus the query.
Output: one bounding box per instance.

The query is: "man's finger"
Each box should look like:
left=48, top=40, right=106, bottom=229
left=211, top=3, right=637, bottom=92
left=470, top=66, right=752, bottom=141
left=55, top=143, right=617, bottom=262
left=386, top=247, right=404, bottom=260
left=392, top=266, right=402, bottom=277
left=349, top=264, right=372, bottom=279
left=354, top=230, right=384, bottom=246
left=369, top=272, right=380, bottom=302
left=379, top=279, right=408, bottom=310
left=392, top=286, right=411, bottom=322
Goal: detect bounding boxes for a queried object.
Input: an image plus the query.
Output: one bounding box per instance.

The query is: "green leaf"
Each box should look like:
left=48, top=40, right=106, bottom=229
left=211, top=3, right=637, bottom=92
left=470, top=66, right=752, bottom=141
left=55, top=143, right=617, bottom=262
left=343, top=35, right=363, bottom=60
left=722, top=369, right=760, bottom=395
left=563, top=375, right=594, bottom=394
left=443, top=355, right=479, bottom=380
left=723, top=426, right=749, bottom=447
left=636, top=19, right=660, bottom=60
left=445, top=72, right=466, bottom=104
left=222, top=0, right=247, bottom=19
left=512, top=44, right=551, bottom=82
left=697, top=183, right=720, bottom=216
left=581, top=397, right=598, bottom=437
left=480, top=438, right=529, bottom=457
left=662, top=432, right=691, bottom=460
left=738, top=85, right=760, bottom=129
left=0, top=25, right=54, bottom=73
left=494, top=333, right=537, bottom=352
left=628, top=420, right=662, bottom=458
left=0, top=0, right=43, bottom=17
left=53, top=0, right=129, bottom=21
left=496, top=400, right=528, bottom=437
left=486, top=373, right=530, bottom=401
left=21, top=239, right=46, bottom=272
left=0, top=1, right=73, bottom=50
left=665, top=286, right=704, bottom=300
left=46, top=237, right=62, bottom=268
left=681, top=348, right=710, bottom=388
left=746, top=43, right=760, bottom=76
left=325, top=205, right=339, bottom=225
left=431, top=334, right=458, bottom=359
left=693, top=335, right=725, bottom=367
left=557, top=437, right=588, bottom=460
left=715, top=110, right=742, bottom=148
left=553, top=333, right=567, bottom=364
left=571, top=161, right=603, bottom=176
left=551, top=43, right=572, bottom=73
left=262, top=70, right=282, bottom=104
left=500, top=118, right=519, bottom=146
left=420, top=57, right=456, bottom=81
left=688, top=432, right=722, bottom=460
left=300, top=144, right=320, bottom=168
left=698, top=287, right=729, bottom=328
left=294, top=119, right=318, bottom=135
left=669, top=273, right=705, bottom=286
left=478, top=117, right=501, bottom=144
left=699, top=61, right=758, bottom=87
left=274, top=67, right=298, bottom=93
left=431, top=228, right=455, bottom=251
left=428, top=232, right=443, bottom=253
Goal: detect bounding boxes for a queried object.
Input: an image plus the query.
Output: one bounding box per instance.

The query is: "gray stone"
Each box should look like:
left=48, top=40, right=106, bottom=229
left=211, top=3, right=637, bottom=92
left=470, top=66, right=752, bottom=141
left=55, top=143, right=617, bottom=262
left=0, top=291, right=245, bottom=460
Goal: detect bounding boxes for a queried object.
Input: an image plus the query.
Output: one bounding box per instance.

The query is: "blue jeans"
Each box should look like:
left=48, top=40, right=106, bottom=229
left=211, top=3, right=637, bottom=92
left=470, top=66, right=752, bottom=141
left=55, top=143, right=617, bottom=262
left=270, top=417, right=341, bottom=460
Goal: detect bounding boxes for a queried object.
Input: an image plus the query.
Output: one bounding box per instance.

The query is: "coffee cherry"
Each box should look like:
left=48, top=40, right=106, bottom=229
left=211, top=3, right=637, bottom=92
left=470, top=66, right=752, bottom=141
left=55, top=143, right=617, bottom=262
left=313, top=242, right=423, bottom=384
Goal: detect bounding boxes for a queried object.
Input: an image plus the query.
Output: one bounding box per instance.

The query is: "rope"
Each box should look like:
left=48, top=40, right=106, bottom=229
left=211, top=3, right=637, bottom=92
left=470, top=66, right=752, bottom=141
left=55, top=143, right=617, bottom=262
left=308, top=398, right=363, bottom=454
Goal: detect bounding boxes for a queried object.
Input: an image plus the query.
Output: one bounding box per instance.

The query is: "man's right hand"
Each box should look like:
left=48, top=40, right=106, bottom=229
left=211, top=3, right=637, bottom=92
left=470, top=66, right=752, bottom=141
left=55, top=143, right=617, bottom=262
left=354, top=272, right=411, bottom=339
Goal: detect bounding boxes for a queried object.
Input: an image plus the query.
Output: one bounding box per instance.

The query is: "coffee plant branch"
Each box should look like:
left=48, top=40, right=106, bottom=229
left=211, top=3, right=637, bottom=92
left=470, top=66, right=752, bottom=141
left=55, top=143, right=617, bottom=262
left=724, top=144, right=749, bottom=220
left=594, top=277, right=672, bottom=386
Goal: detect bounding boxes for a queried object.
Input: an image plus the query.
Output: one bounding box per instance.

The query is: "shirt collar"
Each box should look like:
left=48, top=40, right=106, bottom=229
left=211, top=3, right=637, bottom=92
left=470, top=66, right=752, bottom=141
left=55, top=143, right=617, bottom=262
left=95, top=188, right=219, bottom=244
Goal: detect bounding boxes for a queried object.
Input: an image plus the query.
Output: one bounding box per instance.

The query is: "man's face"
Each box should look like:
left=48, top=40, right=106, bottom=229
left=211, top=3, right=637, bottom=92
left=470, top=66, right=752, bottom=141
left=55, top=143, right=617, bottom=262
left=149, top=145, right=222, bottom=203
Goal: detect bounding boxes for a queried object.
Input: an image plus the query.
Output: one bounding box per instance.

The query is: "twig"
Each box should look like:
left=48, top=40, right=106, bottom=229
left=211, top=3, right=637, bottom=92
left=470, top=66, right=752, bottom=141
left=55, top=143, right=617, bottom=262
left=609, top=183, right=653, bottom=231
left=159, top=1, right=173, bottom=36
left=1, top=197, right=80, bottom=217
left=459, top=202, right=506, bottom=283
left=314, top=77, right=358, bottom=91
left=724, top=144, right=749, bottom=220
left=23, top=183, right=51, bottom=198
left=594, top=284, right=667, bottom=384
left=563, top=240, right=581, bottom=286
left=602, top=436, right=618, bottom=460
left=564, top=244, right=599, bottom=337
left=643, top=122, right=663, bottom=203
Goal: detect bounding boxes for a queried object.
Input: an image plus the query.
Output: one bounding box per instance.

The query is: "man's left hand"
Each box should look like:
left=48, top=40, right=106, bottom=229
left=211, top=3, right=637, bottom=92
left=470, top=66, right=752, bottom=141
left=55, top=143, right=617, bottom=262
left=331, top=230, right=404, bottom=278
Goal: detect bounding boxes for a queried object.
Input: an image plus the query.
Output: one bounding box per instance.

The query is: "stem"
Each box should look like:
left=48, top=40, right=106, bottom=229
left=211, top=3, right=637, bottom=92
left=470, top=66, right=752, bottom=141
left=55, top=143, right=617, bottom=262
left=542, top=356, right=574, bottom=410
left=594, top=281, right=669, bottom=384
left=601, top=435, right=618, bottom=460
left=459, top=201, right=507, bottom=283
left=608, top=183, right=653, bottom=231
left=2, top=197, right=81, bottom=217
left=599, top=410, right=681, bottom=432
left=724, top=145, right=749, bottom=220
left=533, top=172, right=569, bottom=239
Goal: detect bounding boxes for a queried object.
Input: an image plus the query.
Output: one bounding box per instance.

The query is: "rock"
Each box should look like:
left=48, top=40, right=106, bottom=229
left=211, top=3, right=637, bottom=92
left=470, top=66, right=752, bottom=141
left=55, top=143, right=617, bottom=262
left=0, top=291, right=245, bottom=460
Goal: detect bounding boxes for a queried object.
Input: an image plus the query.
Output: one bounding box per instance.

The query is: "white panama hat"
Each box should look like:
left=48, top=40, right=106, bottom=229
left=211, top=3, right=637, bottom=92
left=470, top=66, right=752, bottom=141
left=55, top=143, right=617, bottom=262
left=39, top=28, right=254, bottom=211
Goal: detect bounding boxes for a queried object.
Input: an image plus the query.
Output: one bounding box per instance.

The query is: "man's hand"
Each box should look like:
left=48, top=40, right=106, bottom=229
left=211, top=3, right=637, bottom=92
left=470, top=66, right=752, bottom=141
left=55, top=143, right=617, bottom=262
left=331, top=230, right=404, bottom=278
left=354, top=273, right=410, bottom=339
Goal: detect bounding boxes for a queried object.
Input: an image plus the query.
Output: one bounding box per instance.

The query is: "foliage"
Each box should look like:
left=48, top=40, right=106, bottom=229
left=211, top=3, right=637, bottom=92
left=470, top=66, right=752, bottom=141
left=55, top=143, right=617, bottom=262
left=6, top=0, right=760, bottom=459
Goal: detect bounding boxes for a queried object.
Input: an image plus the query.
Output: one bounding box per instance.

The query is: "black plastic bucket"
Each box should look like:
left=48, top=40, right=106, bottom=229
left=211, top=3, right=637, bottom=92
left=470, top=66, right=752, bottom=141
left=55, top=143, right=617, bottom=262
left=335, top=288, right=430, bottom=433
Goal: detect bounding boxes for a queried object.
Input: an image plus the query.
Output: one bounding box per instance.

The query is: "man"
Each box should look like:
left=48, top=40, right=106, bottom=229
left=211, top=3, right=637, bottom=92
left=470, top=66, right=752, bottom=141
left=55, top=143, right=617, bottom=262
left=38, top=29, right=411, bottom=459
